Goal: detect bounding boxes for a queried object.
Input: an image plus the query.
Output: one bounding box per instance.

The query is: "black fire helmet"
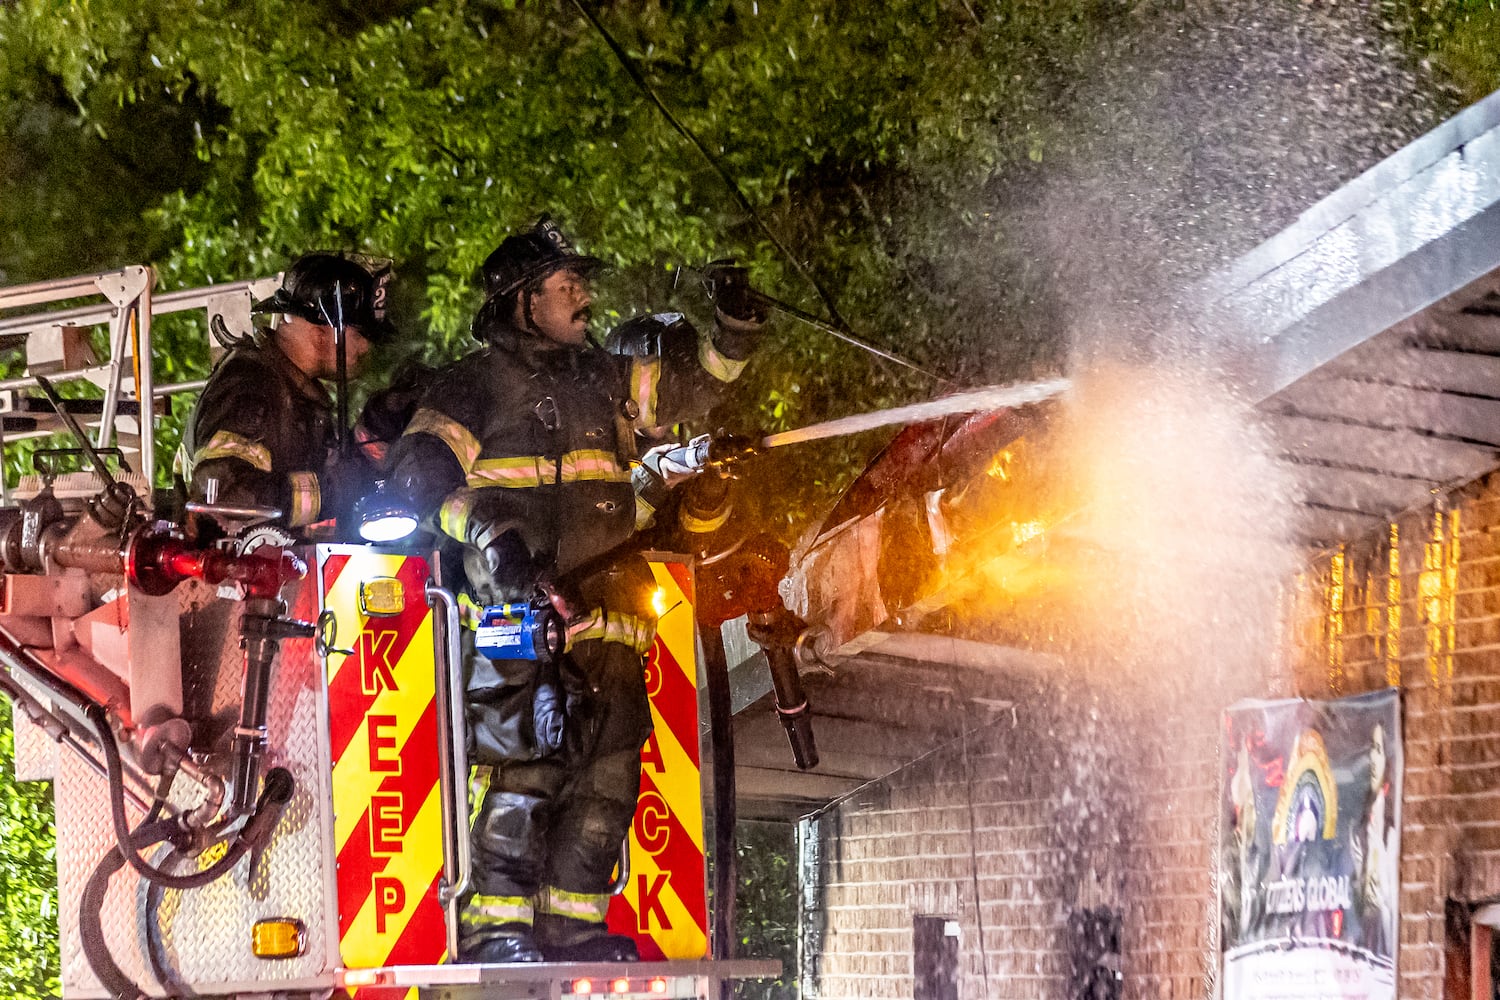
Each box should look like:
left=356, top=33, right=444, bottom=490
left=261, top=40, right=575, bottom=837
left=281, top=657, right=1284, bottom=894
left=480, top=215, right=607, bottom=302
left=252, top=252, right=397, bottom=343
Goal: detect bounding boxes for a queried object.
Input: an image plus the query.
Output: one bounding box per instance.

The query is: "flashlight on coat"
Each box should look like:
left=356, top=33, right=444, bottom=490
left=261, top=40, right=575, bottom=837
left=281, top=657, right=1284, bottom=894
left=474, top=601, right=565, bottom=663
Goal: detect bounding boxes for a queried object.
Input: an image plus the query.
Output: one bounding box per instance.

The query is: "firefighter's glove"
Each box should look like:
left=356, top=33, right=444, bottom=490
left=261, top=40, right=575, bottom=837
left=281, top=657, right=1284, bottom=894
left=704, top=259, right=767, bottom=326
left=319, top=450, right=376, bottom=524
left=532, top=659, right=567, bottom=756
left=471, top=525, right=546, bottom=601
left=643, top=435, right=712, bottom=488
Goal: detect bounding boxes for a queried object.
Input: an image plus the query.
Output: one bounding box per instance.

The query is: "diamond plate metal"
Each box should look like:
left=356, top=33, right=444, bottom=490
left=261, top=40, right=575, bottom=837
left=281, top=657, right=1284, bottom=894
left=9, top=689, right=58, bottom=782
left=54, top=560, right=340, bottom=997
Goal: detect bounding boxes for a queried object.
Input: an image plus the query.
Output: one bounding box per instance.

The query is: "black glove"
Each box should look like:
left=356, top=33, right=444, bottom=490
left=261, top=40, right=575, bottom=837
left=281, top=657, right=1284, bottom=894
left=468, top=526, right=547, bottom=603
left=317, top=450, right=376, bottom=524
left=703, top=259, right=767, bottom=325
left=532, top=658, right=567, bottom=755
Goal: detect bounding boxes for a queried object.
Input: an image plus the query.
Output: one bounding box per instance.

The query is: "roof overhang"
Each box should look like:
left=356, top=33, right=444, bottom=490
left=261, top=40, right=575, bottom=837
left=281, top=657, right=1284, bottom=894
left=731, top=87, right=1500, bottom=819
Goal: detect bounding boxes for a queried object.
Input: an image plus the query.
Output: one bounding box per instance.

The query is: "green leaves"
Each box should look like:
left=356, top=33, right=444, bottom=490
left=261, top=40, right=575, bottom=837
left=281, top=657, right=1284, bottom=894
left=0, top=700, right=58, bottom=998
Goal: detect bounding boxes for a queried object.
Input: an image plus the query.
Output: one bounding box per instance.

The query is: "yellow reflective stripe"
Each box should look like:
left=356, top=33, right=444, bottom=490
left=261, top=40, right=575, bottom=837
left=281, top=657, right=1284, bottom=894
left=564, top=449, right=630, bottom=482
left=405, top=407, right=482, bottom=474
left=439, top=489, right=477, bottom=542
left=538, top=886, right=611, bottom=921
left=468, top=764, right=492, bottom=828
left=566, top=609, right=656, bottom=654
left=469, top=454, right=548, bottom=486
left=458, top=592, right=484, bottom=631
left=698, top=335, right=747, bottom=383
left=467, top=450, right=630, bottom=489
left=462, top=892, right=534, bottom=927
left=286, top=471, right=320, bottom=527
left=630, top=356, right=661, bottom=427
left=679, top=503, right=731, bottom=535
left=635, top=493, right=657, bottom=531
left=194, top=430, right=272, bottom=473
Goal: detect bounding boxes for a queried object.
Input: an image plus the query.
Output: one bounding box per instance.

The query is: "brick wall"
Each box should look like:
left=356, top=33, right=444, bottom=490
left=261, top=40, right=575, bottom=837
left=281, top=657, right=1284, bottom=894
left=800, top=474, right=1500, bottom=1000
left=800, top=671, right=1240, bottom=1000
left=1285, top=472, right=1500, bottom=999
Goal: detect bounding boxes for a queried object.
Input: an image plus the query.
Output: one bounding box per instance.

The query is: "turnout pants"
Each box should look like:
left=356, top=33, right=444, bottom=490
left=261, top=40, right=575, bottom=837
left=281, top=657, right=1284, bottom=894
left=460, top=561, right=657, bottom=948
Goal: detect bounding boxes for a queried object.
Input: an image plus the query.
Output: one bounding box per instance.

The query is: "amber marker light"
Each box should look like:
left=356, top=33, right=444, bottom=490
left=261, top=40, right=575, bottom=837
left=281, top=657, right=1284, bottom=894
left=359, top=576, right=405, bottom=616
left=251, top=918, right=304, bottom=959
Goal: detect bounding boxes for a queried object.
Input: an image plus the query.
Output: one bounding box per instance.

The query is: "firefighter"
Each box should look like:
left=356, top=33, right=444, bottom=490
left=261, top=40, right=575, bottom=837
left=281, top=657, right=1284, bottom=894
left=385, top=216, right=766, bottom=964
left=181, top=253, right=395, bottom=533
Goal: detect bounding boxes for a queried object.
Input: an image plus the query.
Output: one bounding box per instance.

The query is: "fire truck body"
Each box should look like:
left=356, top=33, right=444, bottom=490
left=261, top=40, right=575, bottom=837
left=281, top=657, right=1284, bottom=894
left=0, top=267, right=777, bottom=998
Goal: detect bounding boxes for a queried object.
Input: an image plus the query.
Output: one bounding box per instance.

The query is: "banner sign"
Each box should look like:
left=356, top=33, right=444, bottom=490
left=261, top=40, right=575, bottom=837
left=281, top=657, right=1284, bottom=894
left=1220, top=688, right=1401, bottom=1000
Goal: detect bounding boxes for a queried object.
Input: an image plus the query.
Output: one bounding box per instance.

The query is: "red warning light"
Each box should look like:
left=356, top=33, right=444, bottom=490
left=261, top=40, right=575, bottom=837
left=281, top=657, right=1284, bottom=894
left=572, top=979, right=594, bottom=995
left=611, top=978, right=631, bottom=994
left=650, top=978, right=669, bottom=994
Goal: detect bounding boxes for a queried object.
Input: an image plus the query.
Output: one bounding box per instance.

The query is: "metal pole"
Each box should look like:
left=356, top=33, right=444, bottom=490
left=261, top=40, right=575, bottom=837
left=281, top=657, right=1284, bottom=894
left=135, top=283, right=156, bottom=489
left=426, top=582, right=471, bottom=962
left=698, top=609, right=737, bottom=1000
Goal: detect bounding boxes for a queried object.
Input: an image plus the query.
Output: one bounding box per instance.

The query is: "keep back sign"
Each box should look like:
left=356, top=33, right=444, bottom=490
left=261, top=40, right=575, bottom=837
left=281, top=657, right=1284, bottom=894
left=607, top=561, right=710, bottom=960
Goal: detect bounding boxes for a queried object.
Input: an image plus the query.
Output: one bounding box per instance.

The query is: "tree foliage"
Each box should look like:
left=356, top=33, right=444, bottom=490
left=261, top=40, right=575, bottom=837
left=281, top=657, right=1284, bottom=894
left=0, top=699, right=59, bottom=999
left=1, top=0, right=1136, bottom=530
left=1382, top=0, right=1500, bottom=105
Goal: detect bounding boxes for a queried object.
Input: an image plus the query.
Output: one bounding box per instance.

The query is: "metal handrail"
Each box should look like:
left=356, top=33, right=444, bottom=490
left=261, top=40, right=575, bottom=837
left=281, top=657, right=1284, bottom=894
left=0, top=269, right=278, bottom=491
left=0, top=276, right=277, bottom=335
left=425, top=581, right=471, bottom=960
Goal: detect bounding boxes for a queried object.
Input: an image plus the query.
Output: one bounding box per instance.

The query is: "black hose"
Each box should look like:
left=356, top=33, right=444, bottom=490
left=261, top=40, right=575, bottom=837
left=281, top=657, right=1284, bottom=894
left=89, top=703, right=251, bottom=889
left=81, top=772, right=296, bottom=999
left=79, top=818, right=180, bottom=1000
left=144, top=852, right=198, bottom=999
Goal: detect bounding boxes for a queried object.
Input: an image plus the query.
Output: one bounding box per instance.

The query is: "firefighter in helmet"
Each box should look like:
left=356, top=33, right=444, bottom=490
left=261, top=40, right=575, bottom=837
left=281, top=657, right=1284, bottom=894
left=181, top=252, right=395, bottom=532
left=385, top=216, right=766, bottom=963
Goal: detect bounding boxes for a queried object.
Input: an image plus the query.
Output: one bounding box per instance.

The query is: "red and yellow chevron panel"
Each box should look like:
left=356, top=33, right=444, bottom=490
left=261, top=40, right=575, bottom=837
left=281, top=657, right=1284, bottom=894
left=320, top=548, right=446, bottom=992
left=607, top=560, right=709, bottom=960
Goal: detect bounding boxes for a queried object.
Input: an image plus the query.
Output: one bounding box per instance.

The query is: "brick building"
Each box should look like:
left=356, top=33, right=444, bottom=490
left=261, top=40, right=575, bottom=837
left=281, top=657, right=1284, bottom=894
left=728, top=89, right=1500, bottom=999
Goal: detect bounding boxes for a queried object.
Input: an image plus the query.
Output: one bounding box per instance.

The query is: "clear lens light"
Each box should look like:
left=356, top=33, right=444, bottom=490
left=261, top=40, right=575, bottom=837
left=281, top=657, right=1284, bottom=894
left=572, top=978, right=594, bottom=994
left=359, top=512, right=418, bottom=542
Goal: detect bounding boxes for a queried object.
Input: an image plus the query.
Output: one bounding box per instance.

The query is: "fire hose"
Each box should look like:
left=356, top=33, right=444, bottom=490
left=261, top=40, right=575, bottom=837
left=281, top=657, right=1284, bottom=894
left=79, top=769, right=295, bottom=1000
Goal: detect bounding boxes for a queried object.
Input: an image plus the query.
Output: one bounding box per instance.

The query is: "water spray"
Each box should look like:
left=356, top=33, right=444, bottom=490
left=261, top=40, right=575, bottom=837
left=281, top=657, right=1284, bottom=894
left=757, top=377, right=1071, bottom=450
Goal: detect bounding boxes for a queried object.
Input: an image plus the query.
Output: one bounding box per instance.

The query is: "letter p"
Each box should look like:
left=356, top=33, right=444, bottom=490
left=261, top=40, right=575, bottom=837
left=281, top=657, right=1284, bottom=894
left=374, top=876, right=406, bottom=934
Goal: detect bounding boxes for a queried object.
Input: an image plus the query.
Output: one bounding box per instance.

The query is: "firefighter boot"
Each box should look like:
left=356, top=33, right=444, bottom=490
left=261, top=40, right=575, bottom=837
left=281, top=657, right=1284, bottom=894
left=458, top=894, right=544, bottom=964
left=535, top=910, right=639, bottom=963
left=458, top=923, right=545, bottom=964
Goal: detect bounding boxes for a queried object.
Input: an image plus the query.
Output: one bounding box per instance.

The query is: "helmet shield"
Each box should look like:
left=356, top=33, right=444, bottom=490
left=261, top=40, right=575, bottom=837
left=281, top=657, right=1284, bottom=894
left=253, top=253, right=397, bottom=342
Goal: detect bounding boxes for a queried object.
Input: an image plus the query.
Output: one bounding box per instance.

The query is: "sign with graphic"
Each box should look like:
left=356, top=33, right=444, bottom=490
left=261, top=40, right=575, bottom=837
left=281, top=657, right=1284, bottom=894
left=320, top=548, right=447, bottom=989
left=607, top=560, right=710, bottom=959
left=1220, top=689, right=1402, bottom=1000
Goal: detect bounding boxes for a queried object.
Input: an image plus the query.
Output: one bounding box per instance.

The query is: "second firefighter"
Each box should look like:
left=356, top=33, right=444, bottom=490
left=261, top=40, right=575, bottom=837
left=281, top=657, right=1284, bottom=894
left=386, top=216, right=766, bottom=963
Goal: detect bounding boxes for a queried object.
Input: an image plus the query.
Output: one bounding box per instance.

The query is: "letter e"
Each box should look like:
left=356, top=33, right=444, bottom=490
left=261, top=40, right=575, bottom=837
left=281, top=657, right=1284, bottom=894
left=368, top=714, right=400, bottom=773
